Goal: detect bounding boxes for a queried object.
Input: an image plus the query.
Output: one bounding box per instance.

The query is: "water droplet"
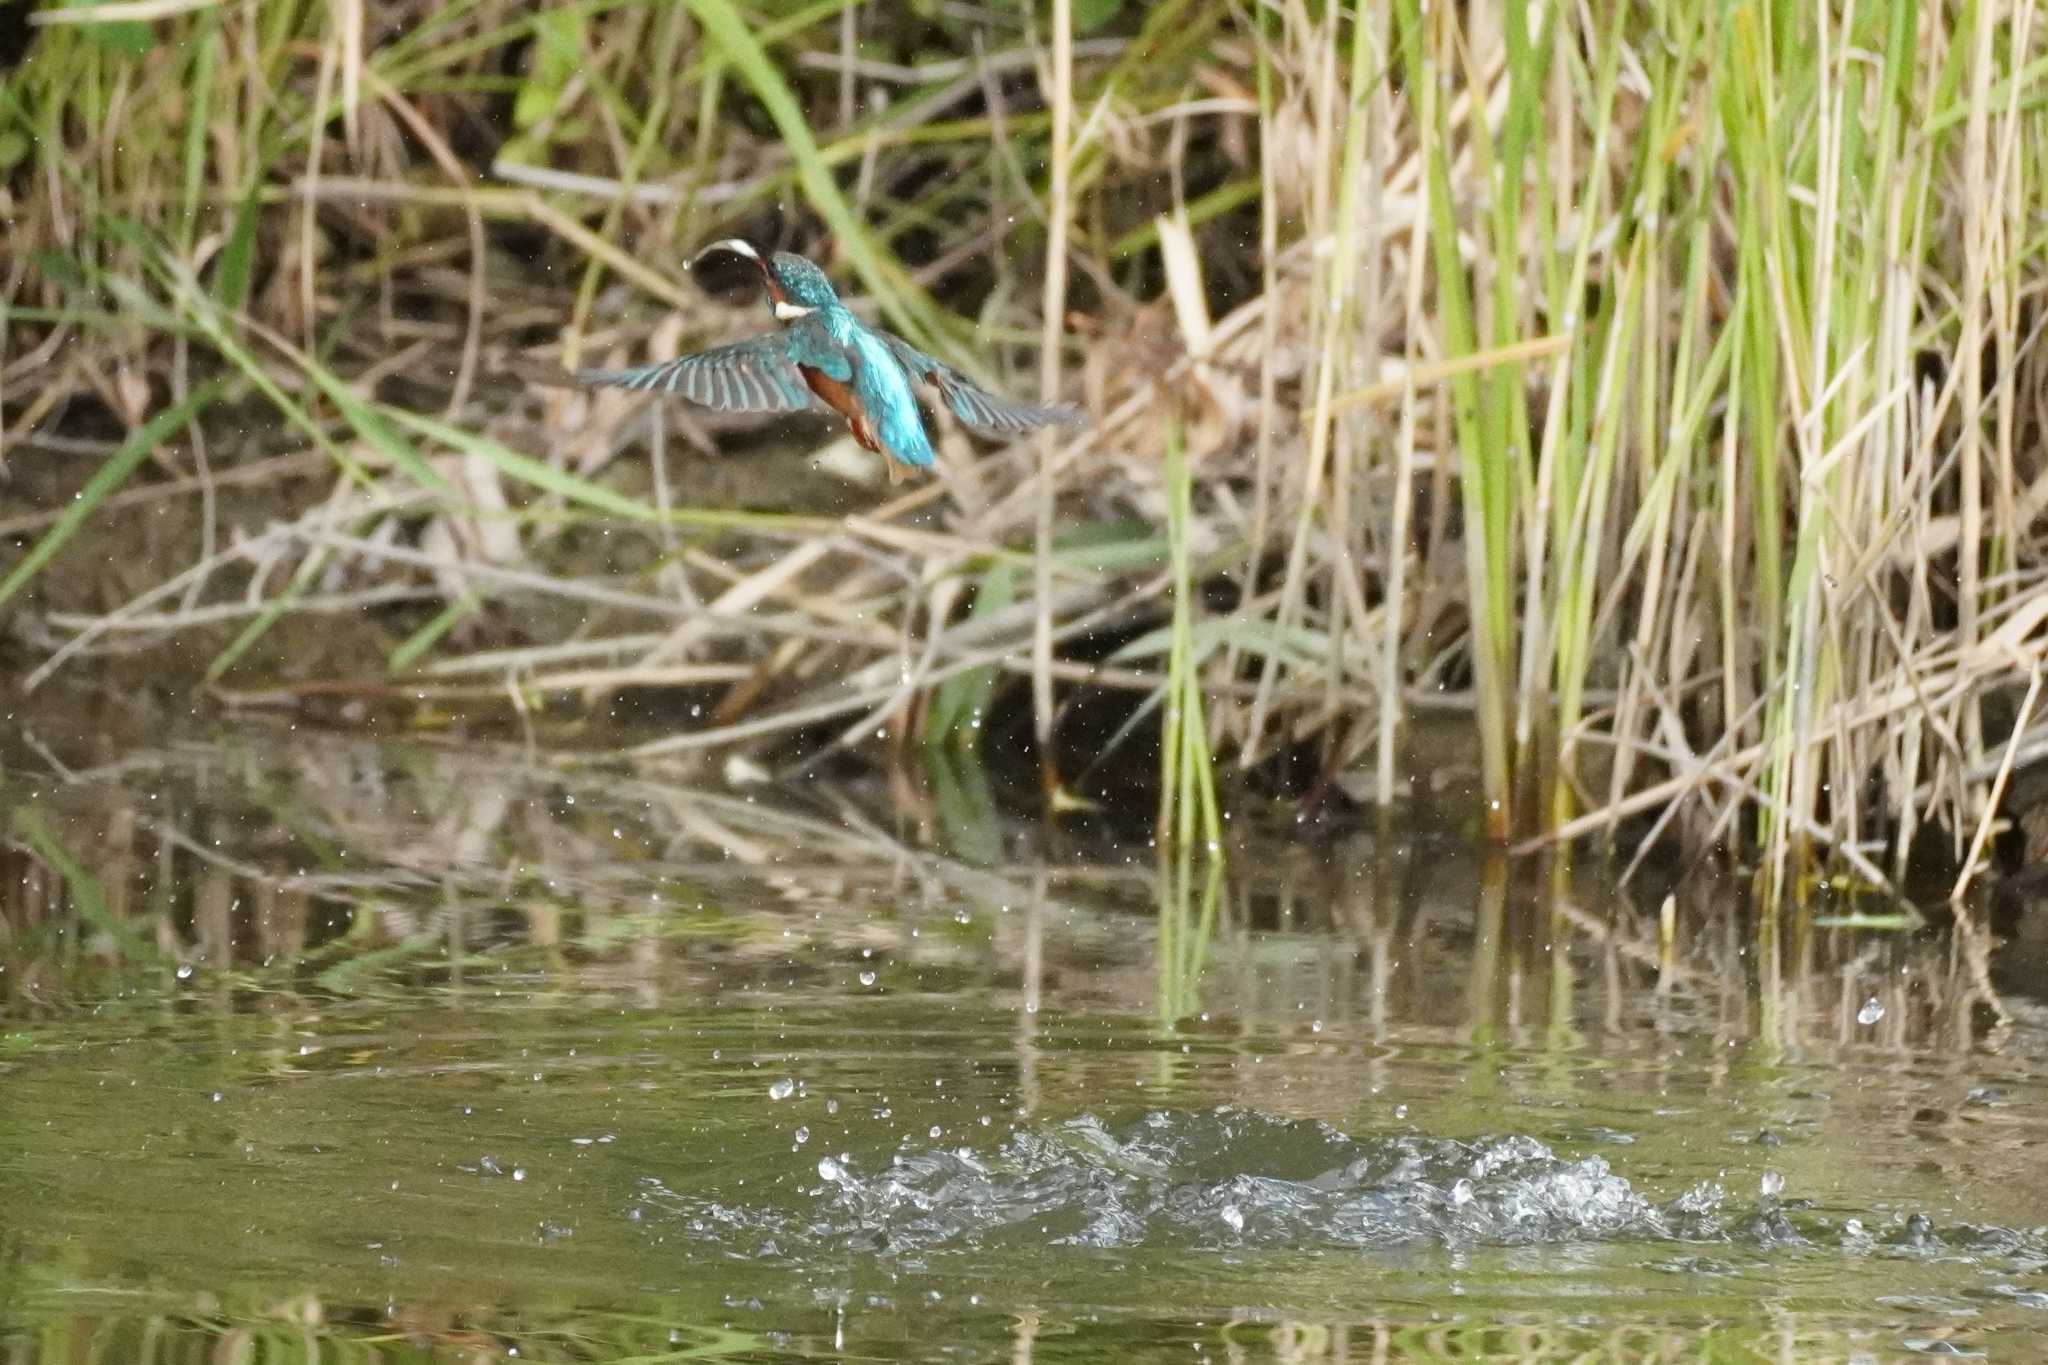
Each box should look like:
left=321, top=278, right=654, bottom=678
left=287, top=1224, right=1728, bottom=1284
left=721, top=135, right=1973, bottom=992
left=175, top=963, right=194, bottom=981
left=511, top=1167, right=527, bottom=1182
left=793, top=1126, right=810, bottom=1146
left=818, top=1156, right=843, bottom=1181
left=1857, top=997, right=1885, bottom=1026
left=858, top=971, right=877, bottom=987
left=1760, top=1170, right=1784, bottom=1198
left=1393, top=1104, right=1409, bottom=1120
left=769, top=1078, right=796, bottom=1101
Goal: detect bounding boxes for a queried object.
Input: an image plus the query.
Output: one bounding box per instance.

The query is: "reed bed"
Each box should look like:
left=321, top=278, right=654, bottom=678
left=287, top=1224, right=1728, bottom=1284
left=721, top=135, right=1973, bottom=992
left=4, top=0, right=2048, bottom=899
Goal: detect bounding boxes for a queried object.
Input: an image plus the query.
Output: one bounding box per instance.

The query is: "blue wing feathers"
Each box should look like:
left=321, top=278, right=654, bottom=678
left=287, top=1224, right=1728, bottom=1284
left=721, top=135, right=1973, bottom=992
left=877, top=333, right=1084, bottom=438
left=576, top=321, right=848, bottom=413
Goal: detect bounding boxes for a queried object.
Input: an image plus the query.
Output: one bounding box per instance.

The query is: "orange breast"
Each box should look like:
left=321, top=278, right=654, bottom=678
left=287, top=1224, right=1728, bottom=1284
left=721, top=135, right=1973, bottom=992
left=803, top=368, right=879, bottom=452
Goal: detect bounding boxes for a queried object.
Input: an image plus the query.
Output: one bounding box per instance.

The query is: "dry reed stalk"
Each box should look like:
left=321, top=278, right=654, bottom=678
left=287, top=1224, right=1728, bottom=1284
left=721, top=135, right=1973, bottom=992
left=1032, top=0, right=1076, bottom=802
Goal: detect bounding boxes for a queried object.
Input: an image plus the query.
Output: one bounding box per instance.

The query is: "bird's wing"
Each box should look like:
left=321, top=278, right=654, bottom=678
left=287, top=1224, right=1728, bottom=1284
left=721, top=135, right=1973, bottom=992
left=878, top=333, right=1085, bottom=437
left=577, top=327, right=844, bottom=412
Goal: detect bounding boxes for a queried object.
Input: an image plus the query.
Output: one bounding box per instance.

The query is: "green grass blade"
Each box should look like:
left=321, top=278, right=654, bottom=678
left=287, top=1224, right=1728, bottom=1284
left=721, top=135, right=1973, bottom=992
left=388, top=591, right=483, bottom=673
left=0, top=380, right=224, bottom=613
left=926, top=564, right=1014, bottom=748
left=12, top=807, right=158, bottom=962
left=385, top=406, right=820, bottom=534
left=204, top=543, right=330, bottom=684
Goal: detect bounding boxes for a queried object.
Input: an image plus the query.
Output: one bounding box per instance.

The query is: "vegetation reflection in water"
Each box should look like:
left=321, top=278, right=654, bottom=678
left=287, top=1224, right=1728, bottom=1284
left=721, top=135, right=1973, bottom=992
left=1, top=725, right=2045, bottom=1363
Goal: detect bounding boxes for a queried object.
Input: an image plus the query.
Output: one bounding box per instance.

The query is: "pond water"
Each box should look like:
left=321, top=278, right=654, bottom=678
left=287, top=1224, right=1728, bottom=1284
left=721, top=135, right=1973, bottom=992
left=3, top=720, right=2047, bottom=1362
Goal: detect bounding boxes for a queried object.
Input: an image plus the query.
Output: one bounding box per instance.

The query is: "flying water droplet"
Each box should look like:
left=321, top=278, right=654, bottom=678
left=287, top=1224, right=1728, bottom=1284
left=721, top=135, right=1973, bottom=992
left=769, top=1078, right=796, bottom=1101
left=1857, top=997, right=1885, bottom=1026
left=1760, top=1170, right=1784, bottom=1198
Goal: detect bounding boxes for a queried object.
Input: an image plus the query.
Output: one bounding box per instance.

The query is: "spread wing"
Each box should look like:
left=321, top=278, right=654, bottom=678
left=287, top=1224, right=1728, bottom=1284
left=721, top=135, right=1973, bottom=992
left=878, top=333, right=1085, bottom=437
left=577, top=323, right=847, bottom=412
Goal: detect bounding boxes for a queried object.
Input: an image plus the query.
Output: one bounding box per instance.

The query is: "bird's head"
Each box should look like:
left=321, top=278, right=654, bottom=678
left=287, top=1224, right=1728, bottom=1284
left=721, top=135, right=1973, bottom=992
left=763, top=253, right=841, bottom=315
left=690, top=239, right=841, bottom=320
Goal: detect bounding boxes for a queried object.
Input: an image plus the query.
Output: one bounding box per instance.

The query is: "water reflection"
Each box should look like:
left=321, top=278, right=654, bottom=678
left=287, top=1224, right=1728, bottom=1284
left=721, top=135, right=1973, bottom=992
left=0, top=723, right=2044, bottom=1362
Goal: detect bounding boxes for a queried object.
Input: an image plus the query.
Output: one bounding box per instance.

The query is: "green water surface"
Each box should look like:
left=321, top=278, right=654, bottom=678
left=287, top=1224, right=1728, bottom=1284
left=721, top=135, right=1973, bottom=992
left=2, top=726, right=2045, bottom=1362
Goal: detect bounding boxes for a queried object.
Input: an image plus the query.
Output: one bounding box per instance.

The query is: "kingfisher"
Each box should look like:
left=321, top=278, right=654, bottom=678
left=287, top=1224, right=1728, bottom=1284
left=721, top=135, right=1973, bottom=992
left=577, top=239, right=1082, bottom=482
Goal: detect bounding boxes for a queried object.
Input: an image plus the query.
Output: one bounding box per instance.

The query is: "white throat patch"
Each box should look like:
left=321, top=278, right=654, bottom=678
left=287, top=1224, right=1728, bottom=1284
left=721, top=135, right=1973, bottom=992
left=773, top=300, right=816, bottom=321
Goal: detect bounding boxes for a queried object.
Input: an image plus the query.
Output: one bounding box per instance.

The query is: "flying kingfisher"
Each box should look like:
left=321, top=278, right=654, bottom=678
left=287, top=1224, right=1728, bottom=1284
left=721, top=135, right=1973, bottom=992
left=577, top=240, right=1082, bottom=482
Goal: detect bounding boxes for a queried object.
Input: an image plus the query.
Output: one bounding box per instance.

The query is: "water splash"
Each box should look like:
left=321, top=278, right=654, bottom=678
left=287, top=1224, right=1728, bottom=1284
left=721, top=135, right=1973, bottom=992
left=636, top=1107, right=1759, bottom=1256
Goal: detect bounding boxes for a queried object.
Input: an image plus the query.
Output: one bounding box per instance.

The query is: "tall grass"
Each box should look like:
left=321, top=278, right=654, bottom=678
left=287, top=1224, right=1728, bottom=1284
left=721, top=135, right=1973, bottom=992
left=4, top=1, right=2048, bottom=897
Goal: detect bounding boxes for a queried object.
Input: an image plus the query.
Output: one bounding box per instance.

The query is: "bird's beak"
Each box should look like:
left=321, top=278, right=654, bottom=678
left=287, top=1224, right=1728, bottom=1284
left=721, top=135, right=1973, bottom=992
left=691, top=238, right=761, bottom=269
